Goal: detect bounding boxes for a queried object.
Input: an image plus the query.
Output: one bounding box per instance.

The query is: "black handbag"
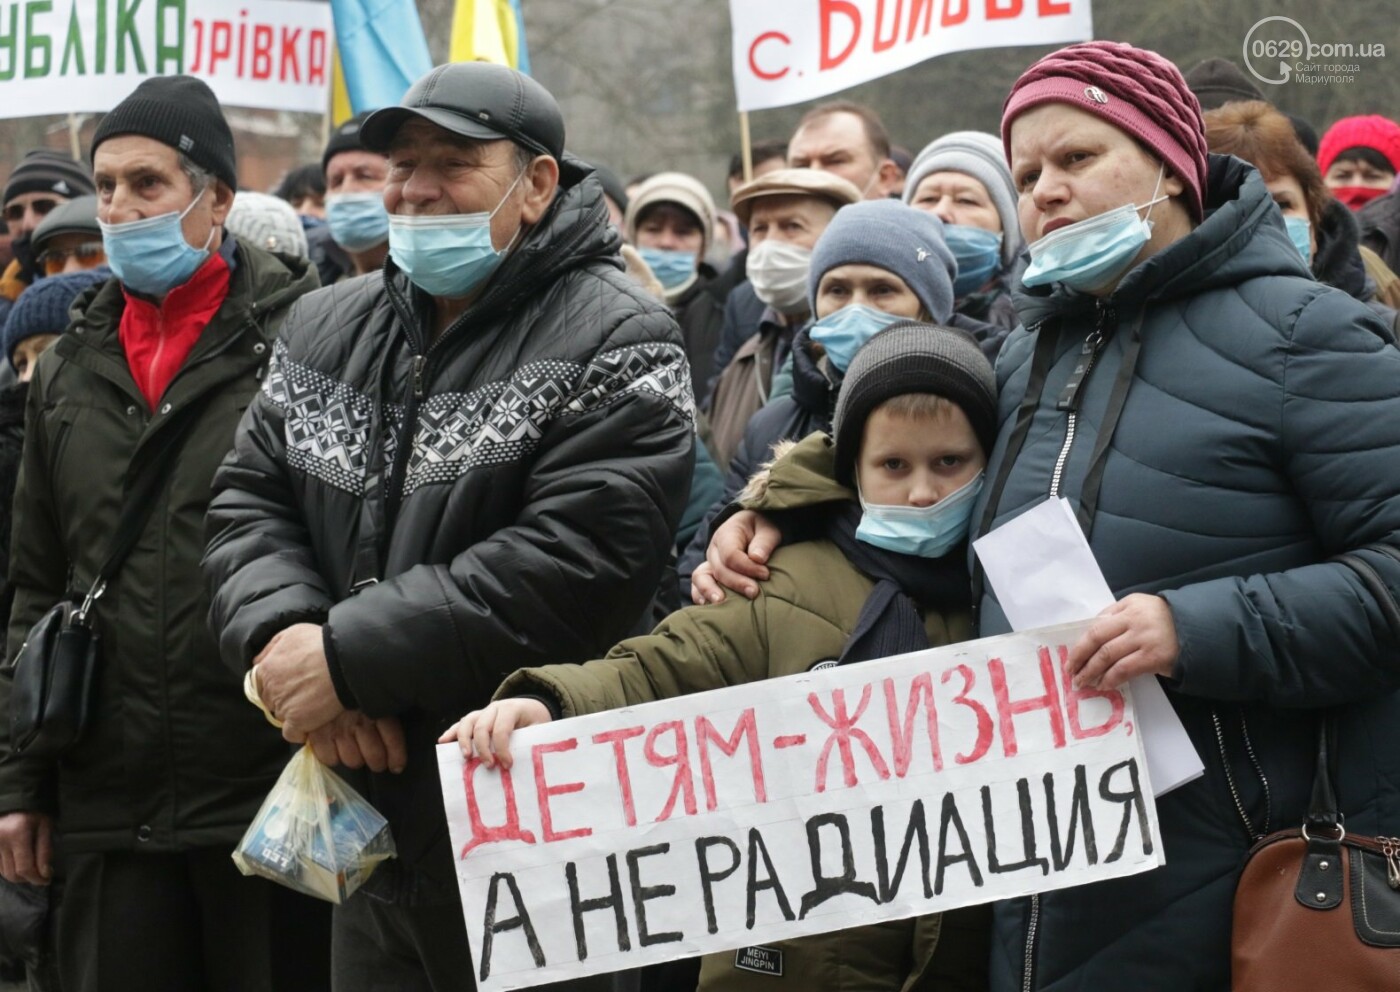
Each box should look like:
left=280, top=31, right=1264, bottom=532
left=9, top=409, right=198, bottom=759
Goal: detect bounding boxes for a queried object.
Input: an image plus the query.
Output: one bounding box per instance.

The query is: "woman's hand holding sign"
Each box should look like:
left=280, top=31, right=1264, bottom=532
left=1066, top=594, right=1180, bottom=692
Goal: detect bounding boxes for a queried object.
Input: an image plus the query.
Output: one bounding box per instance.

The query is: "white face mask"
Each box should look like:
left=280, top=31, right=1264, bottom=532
left=746, top=239, right=813, bottom=315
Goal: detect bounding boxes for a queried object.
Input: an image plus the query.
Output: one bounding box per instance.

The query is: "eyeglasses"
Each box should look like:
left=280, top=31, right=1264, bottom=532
left=4, top=198, right=59, bottom=224
left=37, top=242, right=105, bottom=276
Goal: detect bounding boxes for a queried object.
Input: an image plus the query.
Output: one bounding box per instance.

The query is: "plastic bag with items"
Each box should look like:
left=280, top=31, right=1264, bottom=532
left=233, top=743, right=396, bottom=903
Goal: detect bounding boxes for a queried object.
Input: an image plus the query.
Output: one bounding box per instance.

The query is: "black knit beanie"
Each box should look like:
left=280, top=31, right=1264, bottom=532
left=91, top=76, right=237, bottom=189
left=831, top=321, right=997, bottom=487
left=322, top=111, right=375, bottom=175
left=3, top=150, right=95, bottom=204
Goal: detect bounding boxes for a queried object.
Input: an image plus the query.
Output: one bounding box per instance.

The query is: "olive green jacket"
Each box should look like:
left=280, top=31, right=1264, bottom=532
left=0, top=243, right=319, bottom=852
left=498, top=432, right=987, bottom=992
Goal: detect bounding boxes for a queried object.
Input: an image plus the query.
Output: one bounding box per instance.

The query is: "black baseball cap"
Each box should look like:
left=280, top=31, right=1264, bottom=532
left=361, top=63, right=565, bottom=161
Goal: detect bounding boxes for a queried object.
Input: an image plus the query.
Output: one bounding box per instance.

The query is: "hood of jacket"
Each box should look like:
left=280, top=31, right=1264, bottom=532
left=1312, top=196, right=1373, bottom=300
left=383, top=155, right=622, bottom=350
left=1013, top=155, right=1311, bottom=330
left=740, top=431, right=852, bottom=511
left=789, top=325, right=841, bottom=416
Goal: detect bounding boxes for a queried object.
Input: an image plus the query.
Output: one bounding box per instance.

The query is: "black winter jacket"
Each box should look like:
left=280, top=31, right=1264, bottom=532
left=0, top=382, right=25, bottom=626
left=204, top=158, right=696, bottom=900
left=1, top=244, right=319, bottom=852
left=1358, top=188, right=1400, bottom=273
left=1312, top=197, right=1399, bottom=335
left=983, top=156, right=1400, bottom=990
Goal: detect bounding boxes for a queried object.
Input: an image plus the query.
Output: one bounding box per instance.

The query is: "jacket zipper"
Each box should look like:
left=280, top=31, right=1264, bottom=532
left=1024, top=301, right=1117, bottom=992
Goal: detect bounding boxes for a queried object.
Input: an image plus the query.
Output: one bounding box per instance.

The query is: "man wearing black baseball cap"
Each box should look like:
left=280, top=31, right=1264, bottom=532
left=0, top=75, right=325, bottom=992
left=206, top=62, right=694, bottom=987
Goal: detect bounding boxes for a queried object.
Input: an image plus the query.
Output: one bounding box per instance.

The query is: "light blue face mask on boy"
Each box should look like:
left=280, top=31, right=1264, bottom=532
left=638, top=247, right=698, bottom=290
left=809, top=304, right=905, bottom=373
left=945, top=225, right=1004, bottom=298
left=856, top=472, right=985, bottom=559
left=1021, top=165, right=1168, bottom=293
left=99, top=188, right=214, bottom=297
left=326, top=192, right=390, bottom=252
left=1284, top=215, right=1313, bottom=266
left=389, top=170, right=524, bottom=299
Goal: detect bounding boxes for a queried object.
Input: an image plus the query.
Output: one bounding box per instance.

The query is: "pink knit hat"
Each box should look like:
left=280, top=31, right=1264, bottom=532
left=1001, top=41, right=1210, bottom=221
left=1317, top=115, right=1400, bottom=176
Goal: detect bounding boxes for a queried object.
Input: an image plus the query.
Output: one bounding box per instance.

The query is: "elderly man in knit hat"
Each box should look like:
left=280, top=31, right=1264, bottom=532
left=903, top=131, right=1026, bottom=358
left=0, top=75, right=324, bottom=992
left=204, top=60, right=692, bottom=989
left=625, top=171, right=729, bottom=391
left=0, top=151, right=95, bottom=340
left=321, top=110, right=391, bottom=281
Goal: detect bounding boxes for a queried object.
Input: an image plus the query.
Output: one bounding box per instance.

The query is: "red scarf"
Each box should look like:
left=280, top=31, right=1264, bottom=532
left=118, top=249, right=231, bottom=410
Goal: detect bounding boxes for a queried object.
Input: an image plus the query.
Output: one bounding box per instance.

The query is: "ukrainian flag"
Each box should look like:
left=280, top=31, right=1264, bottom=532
left=450, top=0, right=532, bottom=73
left=329, top=0, right=434, bottom=115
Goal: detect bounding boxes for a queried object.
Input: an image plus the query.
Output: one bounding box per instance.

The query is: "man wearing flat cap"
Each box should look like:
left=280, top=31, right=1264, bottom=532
left=0, top=75, right=325, bottom=990
left=205, top=61, right=694, bottom=985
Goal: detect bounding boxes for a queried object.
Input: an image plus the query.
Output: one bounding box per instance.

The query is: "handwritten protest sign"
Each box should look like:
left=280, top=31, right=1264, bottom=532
left=438, top=620, right=1162, bottom=989
left=0, top=0, right=332, bottom=118
left=730, top=0, right=1094, bottom=112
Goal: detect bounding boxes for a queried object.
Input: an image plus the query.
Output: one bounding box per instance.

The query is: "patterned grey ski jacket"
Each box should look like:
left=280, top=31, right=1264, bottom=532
left=203, top=156, right=696, bottom=900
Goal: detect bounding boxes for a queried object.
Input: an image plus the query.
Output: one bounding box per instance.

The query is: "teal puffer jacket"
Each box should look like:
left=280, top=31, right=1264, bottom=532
left=980, top=155, right=1400, bottom=991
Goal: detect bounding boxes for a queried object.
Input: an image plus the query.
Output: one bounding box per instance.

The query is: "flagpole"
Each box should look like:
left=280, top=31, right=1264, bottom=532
left=322, top=37, right=336, bottom=149
left=67, top=113, right=82, bottom=161
left=739, top=111, right=753, bottom=183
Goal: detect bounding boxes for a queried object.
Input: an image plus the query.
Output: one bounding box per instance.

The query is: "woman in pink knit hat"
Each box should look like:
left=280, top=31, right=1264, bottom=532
left=1316, top=114, right=1400, bottom=211
left=700, top=39, right=1400, bottom=992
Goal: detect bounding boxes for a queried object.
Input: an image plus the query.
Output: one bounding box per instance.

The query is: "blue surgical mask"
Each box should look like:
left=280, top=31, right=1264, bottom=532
left=389, top=171, right=523, bottom=299
left=1022, top=166, right=1167, bottom=293
left=945, top=225, right=1004, bottom=298
left=99, top=189, right=214, bottom=297
left=808, top=304, right=904, bottom=373
left=638, top=247, right=698, bottom=291
left=326, top=191, right=389, bottom=252
left=856, top=472, right=985, bottom=559
left=1284, top=215, right=1313, bottom=266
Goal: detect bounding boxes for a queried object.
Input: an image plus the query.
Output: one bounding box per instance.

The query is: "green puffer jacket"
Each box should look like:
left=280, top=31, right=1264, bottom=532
left=498, top=432, right=988, bottom=992
left=0, top=242, right=319, bottom=853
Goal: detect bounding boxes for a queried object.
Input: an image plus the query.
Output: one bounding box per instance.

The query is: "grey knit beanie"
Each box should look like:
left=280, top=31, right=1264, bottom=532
left=807, top=199, right=955, bottom=321
left=831, top=321, right=997, bottom=487
left=903, top=131, right=1022, bottom=268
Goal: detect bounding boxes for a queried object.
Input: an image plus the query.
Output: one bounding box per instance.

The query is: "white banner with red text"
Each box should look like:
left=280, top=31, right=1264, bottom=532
left=0, top=0, right=332, bottom=118
left=731, top=0, right=1093, bottom=112
left=437, top=619, right=1163, bottom=990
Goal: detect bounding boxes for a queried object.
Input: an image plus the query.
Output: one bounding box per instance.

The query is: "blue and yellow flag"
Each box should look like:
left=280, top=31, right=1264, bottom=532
left=450, top=0, right=531, bottom=73
left=329, top=0, right=434, bottom=114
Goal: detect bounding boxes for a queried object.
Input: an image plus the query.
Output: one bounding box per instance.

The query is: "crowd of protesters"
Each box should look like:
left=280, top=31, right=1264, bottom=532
left=0, top=35, right=1397, bottom=992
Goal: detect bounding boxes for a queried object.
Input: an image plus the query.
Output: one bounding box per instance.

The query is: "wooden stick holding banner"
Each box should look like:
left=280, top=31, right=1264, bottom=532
left=739, top=110, right=753, bottom=183
left=437, top=620, right=1163, bottom=990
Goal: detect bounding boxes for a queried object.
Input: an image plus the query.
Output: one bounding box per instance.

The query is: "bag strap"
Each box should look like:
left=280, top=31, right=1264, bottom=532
left=77, top=407, right=203, bottom=622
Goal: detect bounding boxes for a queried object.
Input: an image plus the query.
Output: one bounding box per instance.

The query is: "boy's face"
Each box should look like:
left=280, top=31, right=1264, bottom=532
left=857, top=404, right=985, bottom=507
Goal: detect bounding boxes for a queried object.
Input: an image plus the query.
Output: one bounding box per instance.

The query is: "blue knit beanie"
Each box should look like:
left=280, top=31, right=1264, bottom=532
left=4, top=268, right=110, bottom=369
left=807, top=199, right=956, bottom=321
